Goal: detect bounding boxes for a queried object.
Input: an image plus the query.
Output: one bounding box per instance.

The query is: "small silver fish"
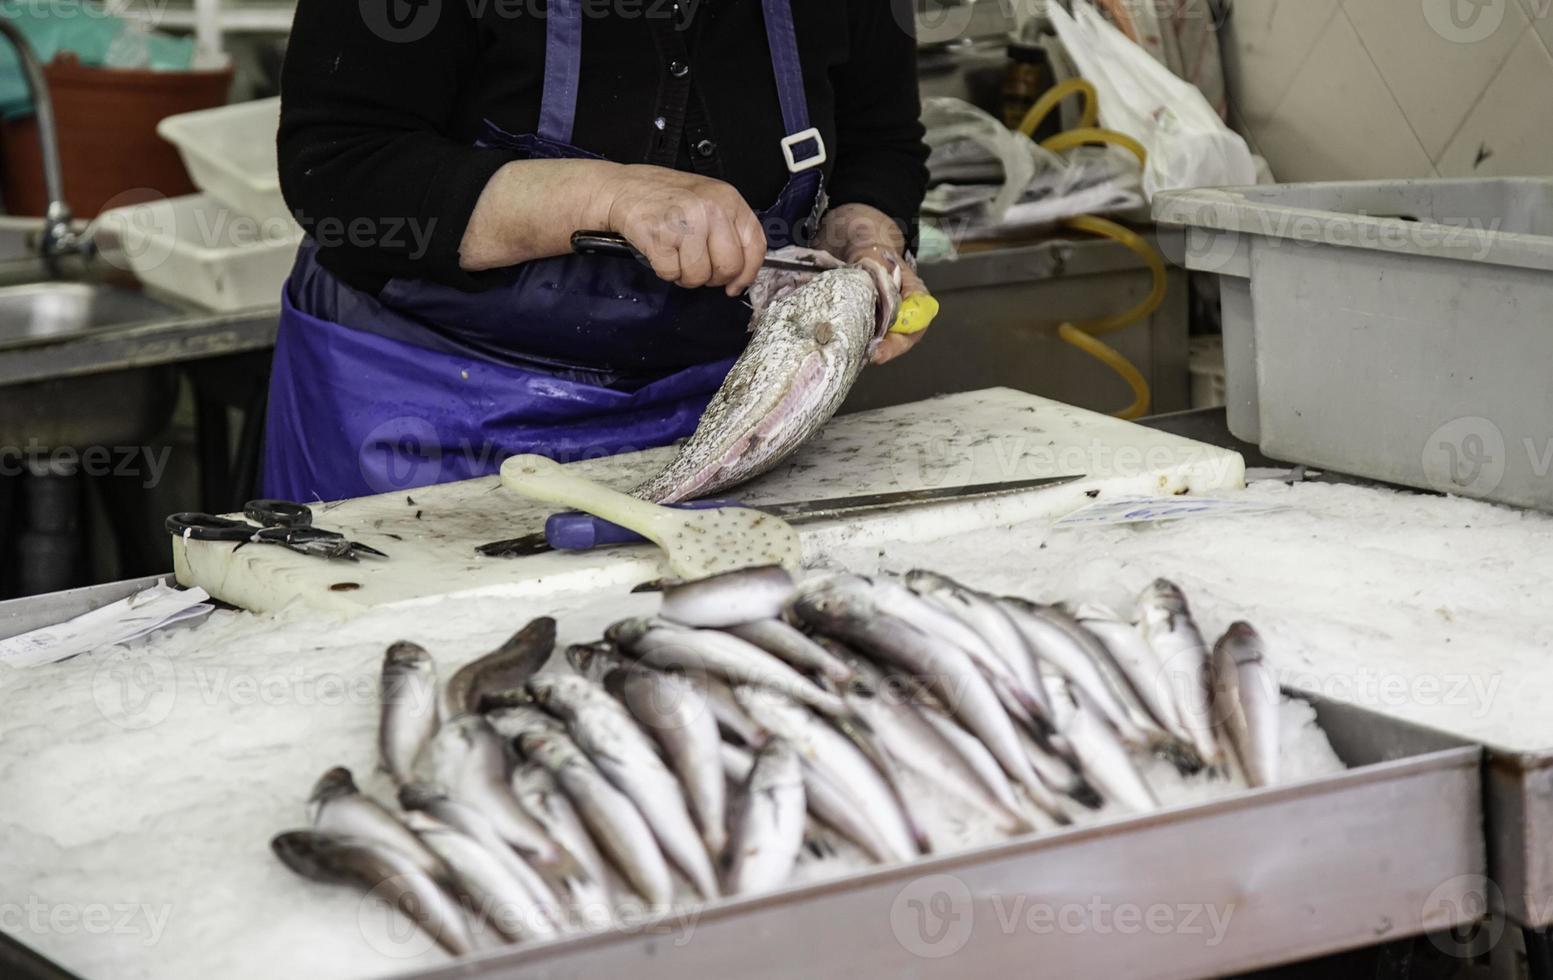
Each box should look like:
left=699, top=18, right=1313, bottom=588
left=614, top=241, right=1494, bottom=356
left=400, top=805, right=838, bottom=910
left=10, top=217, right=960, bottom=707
left=271, top=829, right=476, bottom=955
left=1074, top=603, right=1192, bottom=747
left=608, top=618, right=846, bottom=716
left=405, top=811, right=559, bottom=943
left=441, top=617, right=555, bottom=720
left=720, top=739, right=895, bottom=864
left=307, top=767, right=452, bottom=885
left=528, top=673, right=720, bottom=900
left=633, top=261, right=900, bottom=503
left=510, top=763, right=615, bottom=917
left=379, top=642, right=439, bottom=786
left=517, top=724, right=676, bottom=908
left=1000, top=599, right=1153, bottom=748
left=397, top=782, right=568, bottom=933
left=726, top=619, right=856, bottom=684
left=734, top=686, right=918, bottom=863
left=604, top=666, right=728, bottom=858
left=1138, top=580, right=1224, bottom=766
left=428, top=714, right=567, bottom=868
left=842, top=658, right=1031, bottom=834
left=1064, top=699, right=1159, bottom=813
left=792, top=579, right=1049, bottom=807
left=659, top=565, right=797, bottom=628
left=901, top=570, right=1054, bottom=726
left=725, top=740, right=807, bottom=894
left=1211, top=622, right=1280, bottom=788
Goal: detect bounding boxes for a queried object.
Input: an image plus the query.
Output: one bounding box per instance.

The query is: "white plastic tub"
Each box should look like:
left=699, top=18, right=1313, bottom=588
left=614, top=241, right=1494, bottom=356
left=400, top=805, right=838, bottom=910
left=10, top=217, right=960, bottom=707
left=157, top=98, right=292, bottom=228
left=98, top=193, right=301, bottom=311
left=1155, top=178, right=1553, bottom=511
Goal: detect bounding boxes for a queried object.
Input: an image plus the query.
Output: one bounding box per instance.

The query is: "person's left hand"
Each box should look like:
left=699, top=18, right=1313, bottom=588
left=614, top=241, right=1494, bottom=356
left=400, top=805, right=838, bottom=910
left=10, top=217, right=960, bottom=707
left=816, top=204, right=937, bottom=366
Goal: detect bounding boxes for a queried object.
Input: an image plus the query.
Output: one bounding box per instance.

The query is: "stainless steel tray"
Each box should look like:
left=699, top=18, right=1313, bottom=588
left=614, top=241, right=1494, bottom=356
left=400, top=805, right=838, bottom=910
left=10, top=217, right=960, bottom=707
left=399, top=696, right=1483, bottom=980
left=1484, top=751, right=1553, bottom=928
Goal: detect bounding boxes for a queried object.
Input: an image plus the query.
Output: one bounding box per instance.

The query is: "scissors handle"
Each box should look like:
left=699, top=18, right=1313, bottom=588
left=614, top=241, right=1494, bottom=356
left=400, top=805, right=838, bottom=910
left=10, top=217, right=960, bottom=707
left=165, top=512, right=259, bottom=542
left=244, top=499, right=313, bottom=528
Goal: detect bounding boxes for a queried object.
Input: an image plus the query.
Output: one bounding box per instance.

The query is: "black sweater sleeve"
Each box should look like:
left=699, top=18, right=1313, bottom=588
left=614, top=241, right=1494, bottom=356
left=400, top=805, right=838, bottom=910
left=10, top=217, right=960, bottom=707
left=277, top=0, right=518, bottom=290
left=824, top=0, right=930, bottom=249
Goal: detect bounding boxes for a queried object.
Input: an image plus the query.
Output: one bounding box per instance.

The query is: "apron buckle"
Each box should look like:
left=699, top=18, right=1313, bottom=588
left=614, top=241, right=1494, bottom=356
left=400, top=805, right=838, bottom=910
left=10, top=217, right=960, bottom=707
left=780, top=127, right=827, bottom=173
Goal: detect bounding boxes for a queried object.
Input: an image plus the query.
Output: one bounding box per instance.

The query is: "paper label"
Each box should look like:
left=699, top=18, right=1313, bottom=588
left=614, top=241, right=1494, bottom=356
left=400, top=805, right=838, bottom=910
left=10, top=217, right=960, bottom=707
left=1056, top=495, right=1290, bottom=528
left=0, top=582, right=211, bottom=667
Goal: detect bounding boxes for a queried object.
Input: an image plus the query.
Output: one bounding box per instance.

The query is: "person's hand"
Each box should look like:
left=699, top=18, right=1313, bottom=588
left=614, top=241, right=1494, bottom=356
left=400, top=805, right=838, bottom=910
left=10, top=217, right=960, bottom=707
left=591, top=164, right=766, bottom=295
left=839, top=241, right=934, bottom=365
left=814, top=203, right=937, bottom=365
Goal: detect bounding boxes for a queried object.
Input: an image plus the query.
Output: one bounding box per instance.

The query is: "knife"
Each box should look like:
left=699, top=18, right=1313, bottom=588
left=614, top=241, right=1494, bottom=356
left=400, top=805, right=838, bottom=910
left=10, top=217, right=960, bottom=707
left=571, top=230, right=829, bottom=274
left=476, top=474, right=1085, bottom=558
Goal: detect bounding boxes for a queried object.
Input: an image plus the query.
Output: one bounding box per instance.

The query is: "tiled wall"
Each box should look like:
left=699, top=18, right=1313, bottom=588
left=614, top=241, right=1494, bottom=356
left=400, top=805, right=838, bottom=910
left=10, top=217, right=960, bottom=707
left=1222, top=0, right=1553, bottom=181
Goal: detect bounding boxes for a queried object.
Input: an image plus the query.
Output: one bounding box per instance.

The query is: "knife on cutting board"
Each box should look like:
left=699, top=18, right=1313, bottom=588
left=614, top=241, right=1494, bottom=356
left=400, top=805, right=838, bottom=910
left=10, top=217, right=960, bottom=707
left=478, top=474, right=1085, bottom=558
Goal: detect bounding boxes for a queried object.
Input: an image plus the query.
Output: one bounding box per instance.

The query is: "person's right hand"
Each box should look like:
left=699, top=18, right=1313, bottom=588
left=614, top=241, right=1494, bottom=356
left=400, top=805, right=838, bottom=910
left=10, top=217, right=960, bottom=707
left=592, top=164, right=767, bottom=296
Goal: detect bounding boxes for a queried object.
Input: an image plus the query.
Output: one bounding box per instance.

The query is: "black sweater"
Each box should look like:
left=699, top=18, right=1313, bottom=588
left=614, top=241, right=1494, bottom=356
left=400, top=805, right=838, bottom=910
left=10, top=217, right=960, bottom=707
left=277, top=0, right=930, bottom=296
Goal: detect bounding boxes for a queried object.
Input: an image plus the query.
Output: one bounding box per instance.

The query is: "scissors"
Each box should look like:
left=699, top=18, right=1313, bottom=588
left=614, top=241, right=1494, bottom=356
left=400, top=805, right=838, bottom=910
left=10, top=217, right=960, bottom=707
left=165, top=499, right=389, bottom=562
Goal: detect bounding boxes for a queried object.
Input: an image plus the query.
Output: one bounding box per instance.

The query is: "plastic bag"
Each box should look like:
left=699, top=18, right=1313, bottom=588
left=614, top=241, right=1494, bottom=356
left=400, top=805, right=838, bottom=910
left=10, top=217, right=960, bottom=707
left=920, top=96, right=1143, bottom=241
left=1049, top=0, right=1255, bottom=198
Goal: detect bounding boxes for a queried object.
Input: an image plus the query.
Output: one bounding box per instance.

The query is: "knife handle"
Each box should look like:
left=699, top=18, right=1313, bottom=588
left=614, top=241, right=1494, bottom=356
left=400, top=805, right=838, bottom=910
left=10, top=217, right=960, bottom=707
left=545, top=500, right=746, bottom=550
left=571, top=230, right=651, bottom=267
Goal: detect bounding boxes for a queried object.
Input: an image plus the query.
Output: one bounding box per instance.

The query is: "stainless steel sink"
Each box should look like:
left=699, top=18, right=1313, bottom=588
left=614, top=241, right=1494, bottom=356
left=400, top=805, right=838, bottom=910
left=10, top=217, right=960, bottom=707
left=0, top=282, right=182, bottom=450
left=0, top=281, right=177, bottom=345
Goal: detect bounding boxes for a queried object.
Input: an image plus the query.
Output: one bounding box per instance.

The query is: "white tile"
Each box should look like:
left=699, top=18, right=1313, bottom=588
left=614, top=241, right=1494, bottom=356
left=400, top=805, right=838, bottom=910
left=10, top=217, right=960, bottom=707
left=1221, top=0, right=1341, bottom=127
left=1436, top=30, right=1553, bottom=176
left=1344, top=0, right=1528, bottom=160
left=1247, top=11, right=1437, bottom=182
left=1520, top=0, right=1553, bottom=57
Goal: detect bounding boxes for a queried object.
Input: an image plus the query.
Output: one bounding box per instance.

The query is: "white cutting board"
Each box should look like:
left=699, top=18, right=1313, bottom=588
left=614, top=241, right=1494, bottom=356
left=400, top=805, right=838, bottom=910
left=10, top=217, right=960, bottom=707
left=172, top=388, right=1245, bottom=614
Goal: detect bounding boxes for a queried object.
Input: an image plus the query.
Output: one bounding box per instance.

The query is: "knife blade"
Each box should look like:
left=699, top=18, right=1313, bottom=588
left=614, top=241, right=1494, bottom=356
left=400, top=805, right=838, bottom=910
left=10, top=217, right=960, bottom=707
left=476, top=474, right=1085, bottom=558
left=570, top=230, right=828, bottom=274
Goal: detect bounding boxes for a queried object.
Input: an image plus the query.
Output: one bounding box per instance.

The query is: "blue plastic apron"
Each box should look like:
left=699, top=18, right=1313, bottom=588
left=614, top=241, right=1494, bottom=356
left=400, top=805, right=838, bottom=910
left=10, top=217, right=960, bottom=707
left=262, top=0, right=828, bottom=501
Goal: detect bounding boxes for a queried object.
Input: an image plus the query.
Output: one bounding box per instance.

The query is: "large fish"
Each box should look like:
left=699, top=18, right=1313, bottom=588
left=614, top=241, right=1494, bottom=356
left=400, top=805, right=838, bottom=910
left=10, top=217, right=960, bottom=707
left=271, top=829, right=477, bottom=956
left=633, top=260, right=901, bottom=503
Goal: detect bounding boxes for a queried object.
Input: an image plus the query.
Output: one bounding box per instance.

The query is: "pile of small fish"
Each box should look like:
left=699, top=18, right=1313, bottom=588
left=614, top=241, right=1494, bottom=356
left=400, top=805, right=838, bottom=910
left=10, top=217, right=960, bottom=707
left=270, top=567, right=1283, bottom=957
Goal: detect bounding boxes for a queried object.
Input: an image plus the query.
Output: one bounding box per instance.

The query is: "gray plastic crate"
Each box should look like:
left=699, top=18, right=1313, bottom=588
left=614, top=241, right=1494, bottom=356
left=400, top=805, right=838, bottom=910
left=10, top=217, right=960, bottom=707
left=1154, top=178, right=1553, bottom=511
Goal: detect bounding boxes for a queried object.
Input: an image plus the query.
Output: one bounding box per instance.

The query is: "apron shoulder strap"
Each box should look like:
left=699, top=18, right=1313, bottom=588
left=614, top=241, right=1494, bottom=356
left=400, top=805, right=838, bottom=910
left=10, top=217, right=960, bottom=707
left=760, top=0, right=826, bottom=174
left=538, top=0, right=583, bottom=144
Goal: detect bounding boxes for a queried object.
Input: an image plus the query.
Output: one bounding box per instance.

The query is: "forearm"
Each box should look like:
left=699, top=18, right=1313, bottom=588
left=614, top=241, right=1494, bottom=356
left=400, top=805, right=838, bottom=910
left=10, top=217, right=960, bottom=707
left=458, top=159, right=621, bottom=271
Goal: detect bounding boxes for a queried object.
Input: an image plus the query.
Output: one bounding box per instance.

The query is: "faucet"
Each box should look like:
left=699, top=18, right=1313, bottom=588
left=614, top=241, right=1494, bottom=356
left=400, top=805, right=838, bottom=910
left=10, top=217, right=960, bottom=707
left=0, top=18, right=86, bottom=274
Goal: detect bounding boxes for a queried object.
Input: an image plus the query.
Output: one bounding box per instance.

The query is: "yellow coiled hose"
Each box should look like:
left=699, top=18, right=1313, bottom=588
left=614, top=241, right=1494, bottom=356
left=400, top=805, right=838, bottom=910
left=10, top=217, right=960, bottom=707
left=1013, top=78, right=1163, bottom=420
